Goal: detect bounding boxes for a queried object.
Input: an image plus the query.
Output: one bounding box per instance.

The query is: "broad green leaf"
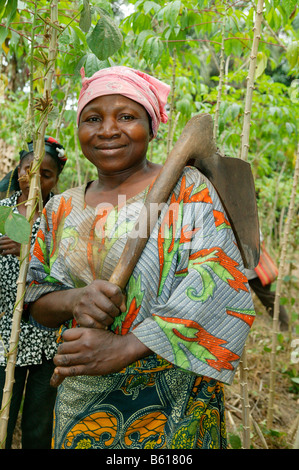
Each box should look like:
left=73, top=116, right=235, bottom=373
left=136, top=29, right=154, bottom=49
left=0, top=205, right=11, bottom=234
left=59, top=30, right=71, bottom=46
left=71, top=25, right=88, bottom=47
left=86, top=14, right=123, bottom=60
left=158, top=1, right=181, bottom=27
left=255, top=52, right=268, bottom=79
left=229, top=434, right=242, bottom=449
left=84, top=53, right=110, bottom=77
left=5, top=212, right=31, bottom=244
left=286, top=41, right=299, bottom=68
left=223, top=103, right=241, bottom=122
left=176, top=97, right=192, bottom=116
left=0, top=0, right=7, bottom=19
left=0, top=24, right=8, bottom=45
left=289, top=80, right=299, bottom=104
left=143, top=36, right=165, bottom=67
left=79, top=0, right=92, bottom=33
left=131, top=12, right=152, bottom=33
left=282, top=0, right=297, bottom=18
left=143, top=1, right=161, bottom=15
left=3, top=0, right=17, bottom=26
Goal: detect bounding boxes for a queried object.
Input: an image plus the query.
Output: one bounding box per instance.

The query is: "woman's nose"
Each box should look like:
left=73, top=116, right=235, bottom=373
left=97, top=117, right=120, bottom=138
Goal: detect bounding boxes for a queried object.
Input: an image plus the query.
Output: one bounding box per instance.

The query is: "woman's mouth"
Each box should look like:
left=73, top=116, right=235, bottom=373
left=96, top=145, right=125, bottom=150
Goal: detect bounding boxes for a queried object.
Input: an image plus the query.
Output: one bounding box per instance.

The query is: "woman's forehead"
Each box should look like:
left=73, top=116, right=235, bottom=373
left=41, top=153, right=59, bottom=171
left=82, top=94, right=147, bottom=113
left=20, top=152, right=58, bottom=172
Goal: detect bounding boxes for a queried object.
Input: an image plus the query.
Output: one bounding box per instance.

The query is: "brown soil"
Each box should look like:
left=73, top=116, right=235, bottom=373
left=10, top=295, right=299, bottom=450
left=225, top=293, right=299, bottom=449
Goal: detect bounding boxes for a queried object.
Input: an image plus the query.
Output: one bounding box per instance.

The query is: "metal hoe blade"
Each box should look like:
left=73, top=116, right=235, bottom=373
left=189, top=151, right=260, bottom=269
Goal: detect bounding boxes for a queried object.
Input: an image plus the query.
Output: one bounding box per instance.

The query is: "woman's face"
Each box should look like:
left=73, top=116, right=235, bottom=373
left=78, top=94, right=152, bottom=175
left=18, top=153, right=59, bottom=201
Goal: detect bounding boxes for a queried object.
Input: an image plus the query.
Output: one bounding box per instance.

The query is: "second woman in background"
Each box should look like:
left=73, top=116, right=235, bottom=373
left=0, top=137, right=67, bottom=449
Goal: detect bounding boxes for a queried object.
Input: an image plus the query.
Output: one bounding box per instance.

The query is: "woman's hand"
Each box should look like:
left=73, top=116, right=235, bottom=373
left=51, top=327, right=151, bottom=385
left=0, top=236, right=21, bottom=257
left=30, top=279, right=127, bottom=330
left=71, top=280, right=126, bottom=329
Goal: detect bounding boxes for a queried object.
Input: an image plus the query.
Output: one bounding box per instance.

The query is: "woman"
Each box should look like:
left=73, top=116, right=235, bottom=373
left=0, top=137, right=67, bottom=449
left=26, top=66, right=255, bottom=449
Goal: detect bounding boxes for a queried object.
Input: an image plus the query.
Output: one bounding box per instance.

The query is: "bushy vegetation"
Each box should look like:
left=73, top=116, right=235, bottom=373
left=0, top=0, right=298, bottom=449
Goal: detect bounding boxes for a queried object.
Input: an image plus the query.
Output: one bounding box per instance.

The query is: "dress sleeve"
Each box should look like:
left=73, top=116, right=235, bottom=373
left=25, top=196, right=73, bottom=305
left=129, top=168, right=255, bottom=385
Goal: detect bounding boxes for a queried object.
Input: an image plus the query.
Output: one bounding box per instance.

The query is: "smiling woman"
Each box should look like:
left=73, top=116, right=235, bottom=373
left=79, top=94, right=158, bottom=208
left=25, top=66, right=255, bottom=450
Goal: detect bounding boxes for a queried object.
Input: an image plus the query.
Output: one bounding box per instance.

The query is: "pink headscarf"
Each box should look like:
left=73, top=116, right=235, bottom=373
left=77, top=66, right=170, bottom=138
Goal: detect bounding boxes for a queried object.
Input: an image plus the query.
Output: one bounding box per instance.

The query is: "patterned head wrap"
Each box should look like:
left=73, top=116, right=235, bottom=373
left=0, top=136, right=66, bottom=193
left=77, top=66, right=170, bottom=138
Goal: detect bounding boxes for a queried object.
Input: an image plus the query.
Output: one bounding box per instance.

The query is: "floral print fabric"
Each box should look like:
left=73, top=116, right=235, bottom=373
left=25, top=167, right=255, bottom=448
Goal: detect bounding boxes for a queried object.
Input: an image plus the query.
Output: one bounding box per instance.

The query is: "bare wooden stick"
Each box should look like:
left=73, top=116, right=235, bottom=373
left=240, top=0, right=265, bottom=162
left=213, top=5, right=227, bottom=140
left=236, top=0, right=264, bottom=448
left=166, top=49, right=177, bottom=156
left=292, top=415, right=299, bottom=449
left=251, top=415, right=268, bottom=449
left=239, top=346, right=251, bottom=449
left=267, top=142, right=299, bottom=428
left=55, top=81, right=71, bottom=140
left=74, top=131, right=82, bottom=186
left=0, top=0, right=59, bottom=448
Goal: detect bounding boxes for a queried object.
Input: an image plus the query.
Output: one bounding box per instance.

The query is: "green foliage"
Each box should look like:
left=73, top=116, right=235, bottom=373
left=86, top=9, right=123, bottom=60
left=228, top=433, right=242, bottom=449
left=0, top=206, right=31, bottom=244
left=0, top=0, right=298, bottom=448
left=0, top=0, right=298, bottom=256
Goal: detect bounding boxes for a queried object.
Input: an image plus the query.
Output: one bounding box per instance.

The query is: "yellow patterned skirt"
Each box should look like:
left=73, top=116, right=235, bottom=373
left=52, top=355, right=227, bottom=449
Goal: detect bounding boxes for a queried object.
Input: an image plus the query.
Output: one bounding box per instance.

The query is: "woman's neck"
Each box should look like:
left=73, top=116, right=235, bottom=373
left=86, top=160, right=162, bottom=208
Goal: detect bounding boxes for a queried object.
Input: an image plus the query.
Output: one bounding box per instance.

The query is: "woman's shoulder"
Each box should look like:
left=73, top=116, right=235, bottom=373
left=177, top=165, right=210, bottom=188
left=44, top=185, right=87, bottom=210
left=0, top=191, right=20, bottom=207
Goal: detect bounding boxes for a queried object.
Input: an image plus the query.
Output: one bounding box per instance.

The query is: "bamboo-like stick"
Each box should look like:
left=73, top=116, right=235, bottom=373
left=251, top=416, right=268, bottom=449
left=239, top=345, right=251, bottom=449
left=210, top=3, right=256, bottom=450
left=266, top=161, right=286, bottom=249
left=237, top=0, right=264, bottom=448
left=169, top=111, right=180, bottom=150
left=55, top=81, right=71, bottom=140
left=240, top=0, right=265, bottom=162
left=292, top=415, right=299, bottom=449
left=74, top=131, right=82, bottom=186
left=267, top=142, right=299, bottom=428
left=213, top=5, right=227, bottom=140
left=0, top=0, right=59, bottom=448
left=166, top=49, right=177, bottom=156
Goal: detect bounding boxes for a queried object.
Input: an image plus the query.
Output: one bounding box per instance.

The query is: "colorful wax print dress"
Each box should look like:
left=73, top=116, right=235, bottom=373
left=25, top=167, right=255, bottom=449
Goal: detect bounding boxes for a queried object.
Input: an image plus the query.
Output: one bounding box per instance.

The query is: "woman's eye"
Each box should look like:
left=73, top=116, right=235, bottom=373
left=120, top=115, right=134, bottom=121
left=86, top=116, right=101, bottom=122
